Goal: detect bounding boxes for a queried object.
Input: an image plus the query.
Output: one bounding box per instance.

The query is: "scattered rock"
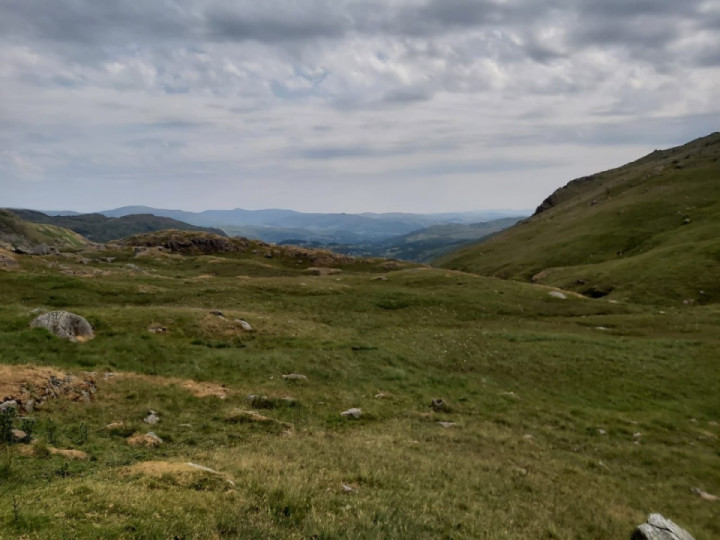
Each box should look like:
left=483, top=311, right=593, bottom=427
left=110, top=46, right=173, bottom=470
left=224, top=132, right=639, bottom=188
left=0, top=367, right=97, bottom=413
left=143, top=410, right=160, bottom=425
left=12, top=429, right=29, bottom=443
left=148, top=324, right=168, bottom=335
left=438, top=422, right=457, bottom=428
left=632, top=514, right=695, bottom=540
left=0, top=400, right=18, bottom=412
left=104, top=421, right=125, bottom=431
left=282, top=373, right=308, bottom=381
left=691, top=487, right=719, bottom=502
left=374, top=392, right=391, bottom=399
left=235, top=319, right=253, bottom=331
left=341, top=408, right=362, bottom=419
left=430, top=398, right=448, bottom=411
left=49, top=447, right=88, bottom=460
left=127, top=432, right=163, bottom=447
left=14, top=245, right=32, bottom=255
left=633, top=432, right=642, bottom=439
left=31, top=244, right=55, bottom=256
left=597, top=428, right=607, bottom=435
left=341, top=483, right=355, bottom=493
left=548, top=291, right=567, bottom=300
left=0, top=250, right=19, bottom=269
left=247, top=395, right=272, bottom=408
left=372, top=275, right=388, bottom=281
left=30, top=311, right=95, bottom=342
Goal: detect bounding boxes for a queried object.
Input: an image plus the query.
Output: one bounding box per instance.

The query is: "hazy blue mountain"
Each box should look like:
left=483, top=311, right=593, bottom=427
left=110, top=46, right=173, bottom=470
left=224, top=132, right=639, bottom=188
left=100, top=206, right=529, bottom=242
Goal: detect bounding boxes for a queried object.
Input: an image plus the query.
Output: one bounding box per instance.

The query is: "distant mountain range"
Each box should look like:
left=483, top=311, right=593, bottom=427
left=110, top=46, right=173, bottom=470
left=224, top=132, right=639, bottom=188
left=98, top=206, right=526, bottom=234
left=12, top=205, right=528, bottom=262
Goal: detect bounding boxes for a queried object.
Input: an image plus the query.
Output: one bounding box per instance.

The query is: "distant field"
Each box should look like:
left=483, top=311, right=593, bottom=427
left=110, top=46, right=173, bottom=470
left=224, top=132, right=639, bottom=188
left=1, top=241, right=718, bottom=538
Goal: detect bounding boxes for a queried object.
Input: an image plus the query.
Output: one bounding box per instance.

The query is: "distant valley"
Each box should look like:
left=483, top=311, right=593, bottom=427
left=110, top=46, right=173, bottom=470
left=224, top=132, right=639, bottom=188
left=24, top=206, right=528, bottom=262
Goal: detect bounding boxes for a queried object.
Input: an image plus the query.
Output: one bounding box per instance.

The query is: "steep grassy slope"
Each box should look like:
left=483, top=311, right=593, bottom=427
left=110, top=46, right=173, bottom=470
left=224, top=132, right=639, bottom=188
left=9, top=209, right=227, bottom=243
left=438, top=133, right=720, bottom=305
left=0, top=209, right=88, bottom=249
left=0, top=241, right=718, bottom=538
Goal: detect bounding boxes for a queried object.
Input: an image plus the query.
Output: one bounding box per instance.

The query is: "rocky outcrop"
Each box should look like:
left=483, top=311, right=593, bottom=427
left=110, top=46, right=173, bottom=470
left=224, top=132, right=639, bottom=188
left=30, top=311, right=94, bottom=342
left=632, top=514, right=695, bottom=540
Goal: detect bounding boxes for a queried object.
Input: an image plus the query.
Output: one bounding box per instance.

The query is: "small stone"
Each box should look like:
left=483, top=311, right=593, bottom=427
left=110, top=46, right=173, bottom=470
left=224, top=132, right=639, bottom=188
left=282, top=374, right=308, bottom=381
left=633, top=432, right=642, bottom=439
left=0, top=400, right=18, bottom=412
left=597, top=428, right=607, bottom=435
left=127, top=432, right=163, bottom=447
left=341, top=483, right=354, bottom=493
left=548, top=291, right=567, bottom=299
left=374, top=392, right=390, bottom=399
left=430, top=398, right=448, bottom=411
left=143, top=410, right=160, bottom=425
left=235, top=319, right=253, bottom=331
left=341, top=408, right=362, bottom=419
left=24, top=399, right=35, bottom=413
left=12, top=429, right=28, bottom=442
left=104, top=422, right=124, bottom=431
left=691, top=487, right=719, bottom=502
left=438, top=422, right=457, bottom=428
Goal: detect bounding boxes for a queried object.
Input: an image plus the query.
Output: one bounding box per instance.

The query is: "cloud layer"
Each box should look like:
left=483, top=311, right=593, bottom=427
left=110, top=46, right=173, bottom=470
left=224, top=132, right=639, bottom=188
left=2, top=0, right=719, bottom=212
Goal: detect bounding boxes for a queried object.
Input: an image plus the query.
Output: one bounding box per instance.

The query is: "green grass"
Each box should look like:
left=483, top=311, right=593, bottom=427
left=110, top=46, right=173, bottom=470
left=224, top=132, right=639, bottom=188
left=0, top=243, right=718, bottom=538
left=438, top=132, right=720, bottom=305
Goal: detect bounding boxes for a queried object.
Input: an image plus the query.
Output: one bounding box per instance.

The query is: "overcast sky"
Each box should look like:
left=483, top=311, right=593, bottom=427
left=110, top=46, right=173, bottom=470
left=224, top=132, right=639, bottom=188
left=2, top=0, right=719, bottom=213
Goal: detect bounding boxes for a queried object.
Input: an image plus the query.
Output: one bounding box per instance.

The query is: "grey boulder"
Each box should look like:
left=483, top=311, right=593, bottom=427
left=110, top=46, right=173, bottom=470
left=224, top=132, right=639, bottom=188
left=632, top=514, right=695, bottom=540
left=30, top=311, right=95, bottom=342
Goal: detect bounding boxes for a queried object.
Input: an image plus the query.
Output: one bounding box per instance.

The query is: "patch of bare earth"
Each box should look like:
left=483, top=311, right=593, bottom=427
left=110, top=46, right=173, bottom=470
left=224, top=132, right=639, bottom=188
left=0, top=365, right=96, bottom=412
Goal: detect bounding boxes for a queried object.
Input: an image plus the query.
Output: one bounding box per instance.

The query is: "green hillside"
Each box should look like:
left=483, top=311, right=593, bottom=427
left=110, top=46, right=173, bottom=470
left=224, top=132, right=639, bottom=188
left=9, top=209, right=227, bottom=243
left=438, top=132, right=720, bottom=305
left=0, top=209, right=88, bottom=249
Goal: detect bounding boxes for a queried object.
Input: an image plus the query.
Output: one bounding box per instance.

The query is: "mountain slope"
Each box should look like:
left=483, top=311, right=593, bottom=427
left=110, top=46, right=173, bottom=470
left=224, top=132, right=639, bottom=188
left=438, top=132, right=720, bottom=305
left=9, top=209, right=227, bottom=243
left=0, top=209, right=88, bottom=249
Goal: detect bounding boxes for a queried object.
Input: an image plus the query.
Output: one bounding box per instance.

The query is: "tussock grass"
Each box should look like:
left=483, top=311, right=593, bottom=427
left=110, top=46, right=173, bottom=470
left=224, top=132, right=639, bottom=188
left=0, top=243, right=718, bottom=538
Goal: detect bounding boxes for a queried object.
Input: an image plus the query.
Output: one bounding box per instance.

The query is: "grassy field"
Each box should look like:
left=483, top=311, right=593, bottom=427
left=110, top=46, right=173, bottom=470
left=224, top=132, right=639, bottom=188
left=1, top=243, right=719, bottom=539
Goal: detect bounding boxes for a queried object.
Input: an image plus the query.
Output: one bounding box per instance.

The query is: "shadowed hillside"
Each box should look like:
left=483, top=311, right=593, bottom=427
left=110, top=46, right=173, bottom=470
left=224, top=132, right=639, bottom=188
left=438, top=132, right=720, bottom=305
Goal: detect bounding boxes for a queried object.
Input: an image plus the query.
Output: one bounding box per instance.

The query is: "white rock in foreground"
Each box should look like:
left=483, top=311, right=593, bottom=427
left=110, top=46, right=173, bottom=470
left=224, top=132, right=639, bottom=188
left=341, top=408, right=362, bottom=419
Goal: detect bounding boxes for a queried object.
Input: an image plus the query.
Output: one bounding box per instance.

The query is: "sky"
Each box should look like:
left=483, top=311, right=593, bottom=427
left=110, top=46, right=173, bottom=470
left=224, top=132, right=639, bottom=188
left=1, top=0, right=719, bottom=214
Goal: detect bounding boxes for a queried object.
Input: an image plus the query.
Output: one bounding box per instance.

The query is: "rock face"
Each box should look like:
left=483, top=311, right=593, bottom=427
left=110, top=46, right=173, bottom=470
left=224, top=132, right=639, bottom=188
left=632, top=514, right=695, bottom=540
left=30, top=311, right=94, bottom=342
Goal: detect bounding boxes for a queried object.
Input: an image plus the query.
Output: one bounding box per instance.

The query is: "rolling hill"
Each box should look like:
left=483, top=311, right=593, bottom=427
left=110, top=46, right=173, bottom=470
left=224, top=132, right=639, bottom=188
left=8, top=209, right=227, bottom=243
left=0, top=209, right=88, bottom=249
left=438, top=132, right=720, bottom=305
